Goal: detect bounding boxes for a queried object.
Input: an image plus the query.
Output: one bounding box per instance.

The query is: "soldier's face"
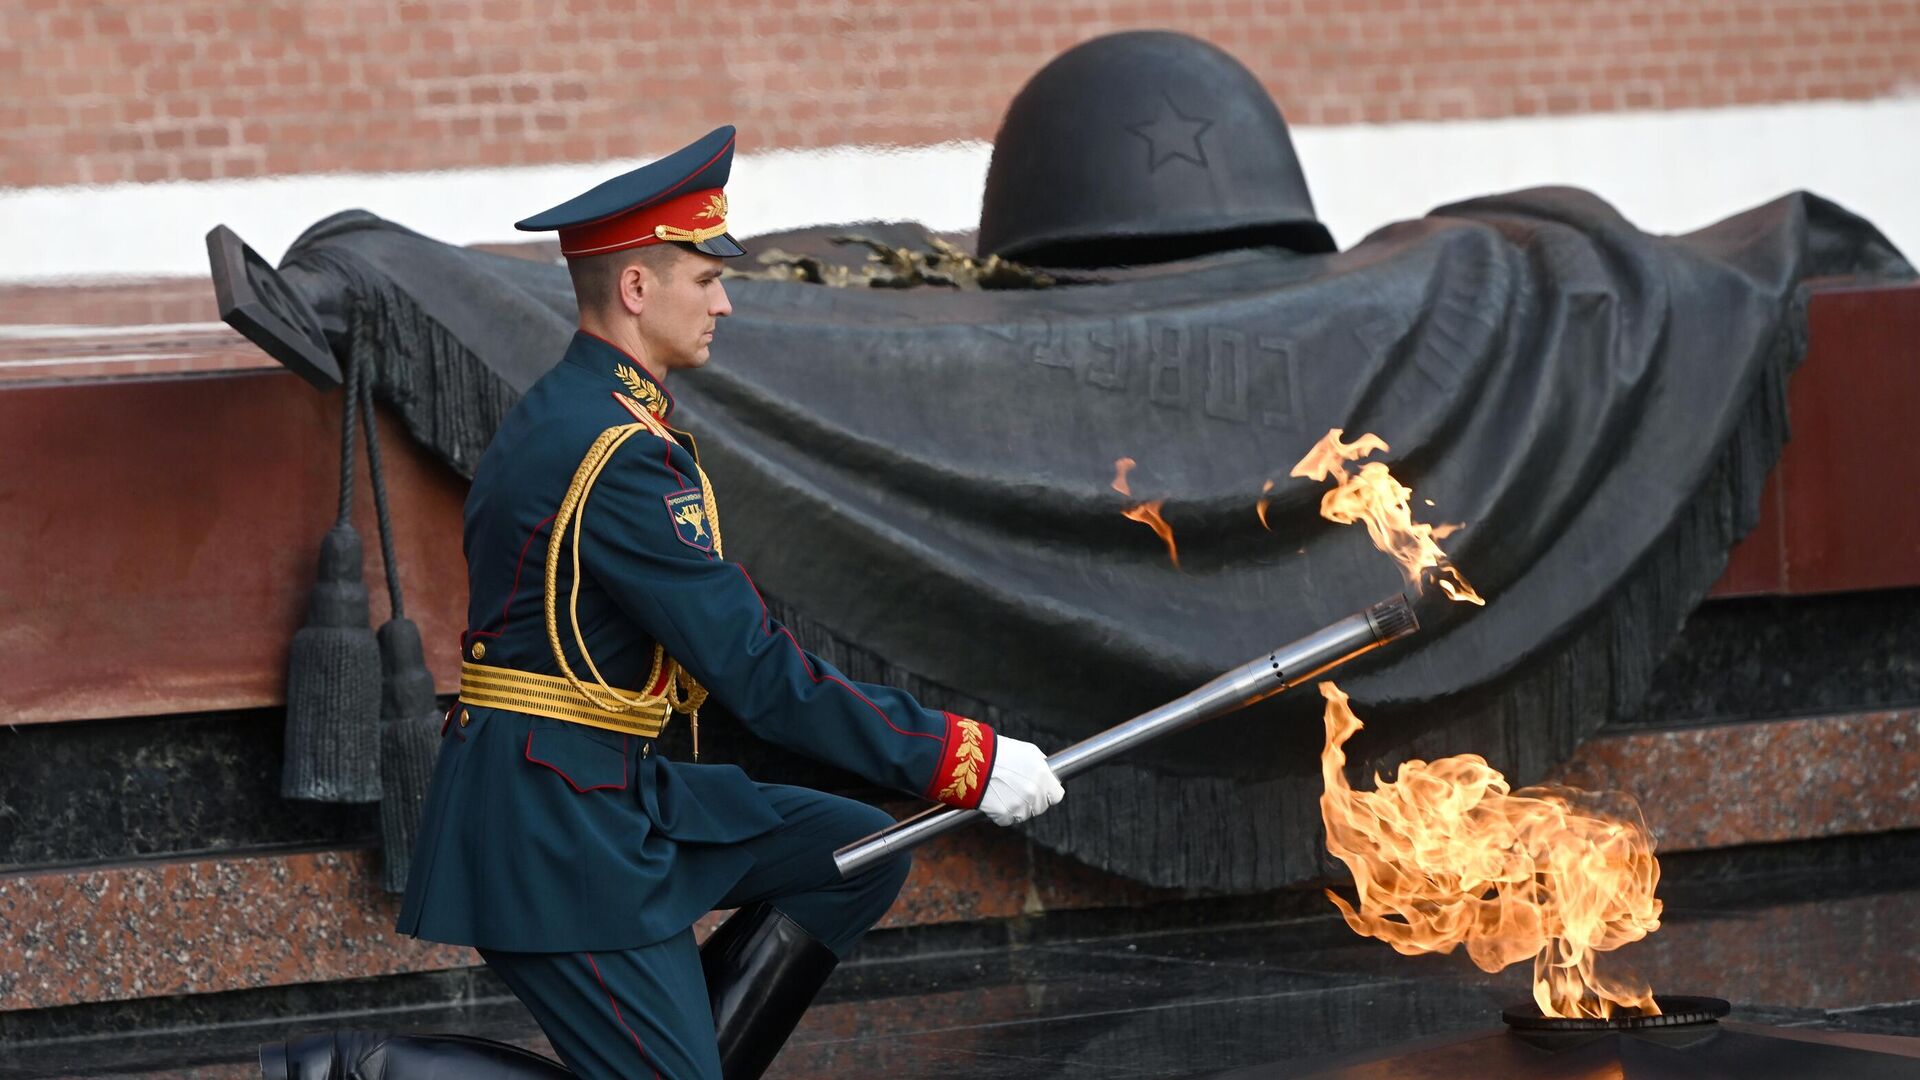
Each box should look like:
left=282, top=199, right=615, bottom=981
left=639, top=248, right=732, bottom=372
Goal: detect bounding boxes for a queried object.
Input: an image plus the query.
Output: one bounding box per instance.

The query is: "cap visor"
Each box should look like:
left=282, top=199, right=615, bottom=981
left=691, top=233, right=746, bottom=258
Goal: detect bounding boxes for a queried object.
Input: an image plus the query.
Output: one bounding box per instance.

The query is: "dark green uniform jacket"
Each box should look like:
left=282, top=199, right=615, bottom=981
left=396, top=331, right=995, bottom=953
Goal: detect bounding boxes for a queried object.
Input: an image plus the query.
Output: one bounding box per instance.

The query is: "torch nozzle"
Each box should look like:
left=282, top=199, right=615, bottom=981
left=1365, top=594, right=1420, bottom=644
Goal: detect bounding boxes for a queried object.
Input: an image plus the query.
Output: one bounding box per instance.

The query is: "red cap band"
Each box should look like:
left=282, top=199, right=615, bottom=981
left=559, top=188, right=730, bottom=258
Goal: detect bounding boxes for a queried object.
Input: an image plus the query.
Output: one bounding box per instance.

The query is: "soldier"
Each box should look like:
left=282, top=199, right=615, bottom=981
left=374, top=126, right=1063, bottom=1080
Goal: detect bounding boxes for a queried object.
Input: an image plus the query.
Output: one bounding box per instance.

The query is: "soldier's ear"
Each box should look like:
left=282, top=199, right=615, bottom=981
left=618, top=261, right=647, bottom=317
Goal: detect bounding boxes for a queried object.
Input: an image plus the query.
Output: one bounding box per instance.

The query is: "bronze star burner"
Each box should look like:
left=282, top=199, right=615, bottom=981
left=1276, top=993, right=1920, bottom=1079
left=1500, top=994, right=1728, bottom=1032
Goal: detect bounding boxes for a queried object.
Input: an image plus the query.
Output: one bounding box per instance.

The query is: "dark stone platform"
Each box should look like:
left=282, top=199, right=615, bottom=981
left=8, top=833, right=1918, bottom=1080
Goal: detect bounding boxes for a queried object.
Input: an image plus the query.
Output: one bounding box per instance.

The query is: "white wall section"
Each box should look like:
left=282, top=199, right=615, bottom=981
left=2, top=98, right=1915, bottom=283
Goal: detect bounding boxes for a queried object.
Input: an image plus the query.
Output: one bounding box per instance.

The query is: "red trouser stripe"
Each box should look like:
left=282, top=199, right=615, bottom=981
left=585, top=952, right=662, bottom=1080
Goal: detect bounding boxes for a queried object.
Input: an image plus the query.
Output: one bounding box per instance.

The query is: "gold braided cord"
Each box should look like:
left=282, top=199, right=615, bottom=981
left=544, top=424, right=672, bottom=716
left=614, top=401, right=725, bottom=756
left=570, top=427, right=673, bottom=710
left=695, top=463, right=724, bottom=558
left=653, top=221, right=730, bottom=243
left=543, top=408, right=728, bottom=757
left=650, top=416, right=720, bottom=749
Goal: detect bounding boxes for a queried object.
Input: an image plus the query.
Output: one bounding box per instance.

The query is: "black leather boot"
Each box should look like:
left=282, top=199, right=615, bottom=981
left=260, top=1030, right=570, bottom=1079
left=700, top=903, right=840, bottom=1080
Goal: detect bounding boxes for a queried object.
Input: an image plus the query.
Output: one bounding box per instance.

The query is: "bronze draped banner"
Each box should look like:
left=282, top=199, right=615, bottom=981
left=253, top=188, right=1909, bottom=889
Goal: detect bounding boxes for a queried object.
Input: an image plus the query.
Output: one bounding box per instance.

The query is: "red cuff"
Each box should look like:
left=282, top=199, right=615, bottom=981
left=926, top=711, right=996, bottom=809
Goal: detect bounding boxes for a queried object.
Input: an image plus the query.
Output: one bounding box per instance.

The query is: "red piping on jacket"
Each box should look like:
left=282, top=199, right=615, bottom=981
left=465, top=512, right=560, bottom=648
left=732, top=563, right=941, bottom=743
left=525, top=732, right=630, bottom=793
left=606, top=391, right=689, bottom=487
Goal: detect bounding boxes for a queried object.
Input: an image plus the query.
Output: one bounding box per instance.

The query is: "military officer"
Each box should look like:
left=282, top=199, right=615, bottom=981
left=356, top=126, right=1063, bottom=1080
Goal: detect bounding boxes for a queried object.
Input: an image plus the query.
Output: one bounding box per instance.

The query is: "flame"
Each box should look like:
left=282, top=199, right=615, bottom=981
left=1317, top=681, right=1663, bottom=1019
left=1123, top=504, right=1179, bottom=568
left=1113, top=457, right=1179, bottom=568
left=1289, top=429, right=1484, bottom=605
left=1257, top=479, right=1275, bottom=530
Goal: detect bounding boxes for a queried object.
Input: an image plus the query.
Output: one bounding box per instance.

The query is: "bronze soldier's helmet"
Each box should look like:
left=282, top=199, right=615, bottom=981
left=978, top=31, right=1335, bottom=268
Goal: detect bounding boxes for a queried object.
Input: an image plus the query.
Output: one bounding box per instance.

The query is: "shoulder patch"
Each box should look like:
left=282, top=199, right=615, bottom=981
left=664, top=488, right=713, bottom=552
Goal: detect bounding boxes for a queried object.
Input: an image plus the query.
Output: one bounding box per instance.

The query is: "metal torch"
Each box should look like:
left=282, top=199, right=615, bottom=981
left=834, top=593, right=1421, bottom=878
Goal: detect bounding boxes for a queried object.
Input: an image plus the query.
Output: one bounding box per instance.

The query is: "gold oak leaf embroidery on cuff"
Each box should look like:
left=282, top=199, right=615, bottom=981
left=937, top=718, right=986, bottom=803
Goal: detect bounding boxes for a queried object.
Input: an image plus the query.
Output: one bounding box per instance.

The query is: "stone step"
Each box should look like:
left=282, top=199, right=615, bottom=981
left=5, top=707, right=1913, bottom=1016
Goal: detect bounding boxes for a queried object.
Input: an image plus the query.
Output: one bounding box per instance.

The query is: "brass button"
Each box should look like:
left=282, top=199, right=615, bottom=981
left=470, top=641, right=486, bottom=660
left=459, top=709, right=471, bottom=727
left=641, top=744, right=651, bottom=758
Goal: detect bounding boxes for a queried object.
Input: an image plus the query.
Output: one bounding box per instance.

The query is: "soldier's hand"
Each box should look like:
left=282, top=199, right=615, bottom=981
left=979, top=737, right=1064, bottom=826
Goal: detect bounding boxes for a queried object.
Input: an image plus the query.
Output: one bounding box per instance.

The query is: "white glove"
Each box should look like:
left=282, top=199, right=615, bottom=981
left=978, top=736, right=1065, bottom=826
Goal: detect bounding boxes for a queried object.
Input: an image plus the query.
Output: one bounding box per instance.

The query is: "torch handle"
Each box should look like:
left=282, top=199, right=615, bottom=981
left=832, top=593, right=1418, bottom=879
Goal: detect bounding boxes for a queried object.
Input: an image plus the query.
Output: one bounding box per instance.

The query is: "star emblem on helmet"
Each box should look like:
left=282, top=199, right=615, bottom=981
left=1124, top=94, right=1215, bottom=173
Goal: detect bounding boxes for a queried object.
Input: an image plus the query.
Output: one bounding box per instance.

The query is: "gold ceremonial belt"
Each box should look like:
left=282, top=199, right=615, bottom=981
left=459, top=661, right=669, bottom=739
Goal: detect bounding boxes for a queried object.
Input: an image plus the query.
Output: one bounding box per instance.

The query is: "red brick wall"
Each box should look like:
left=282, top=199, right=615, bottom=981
left=6, top=0, right=1919, bottom=188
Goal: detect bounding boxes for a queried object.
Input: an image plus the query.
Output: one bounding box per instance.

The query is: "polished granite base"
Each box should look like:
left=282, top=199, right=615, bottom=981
left=8, top=838, right=1919, bottom=1080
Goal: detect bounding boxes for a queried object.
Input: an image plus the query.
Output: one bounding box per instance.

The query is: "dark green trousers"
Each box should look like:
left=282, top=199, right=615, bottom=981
left=481, top=784, right=909, bottom=1080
